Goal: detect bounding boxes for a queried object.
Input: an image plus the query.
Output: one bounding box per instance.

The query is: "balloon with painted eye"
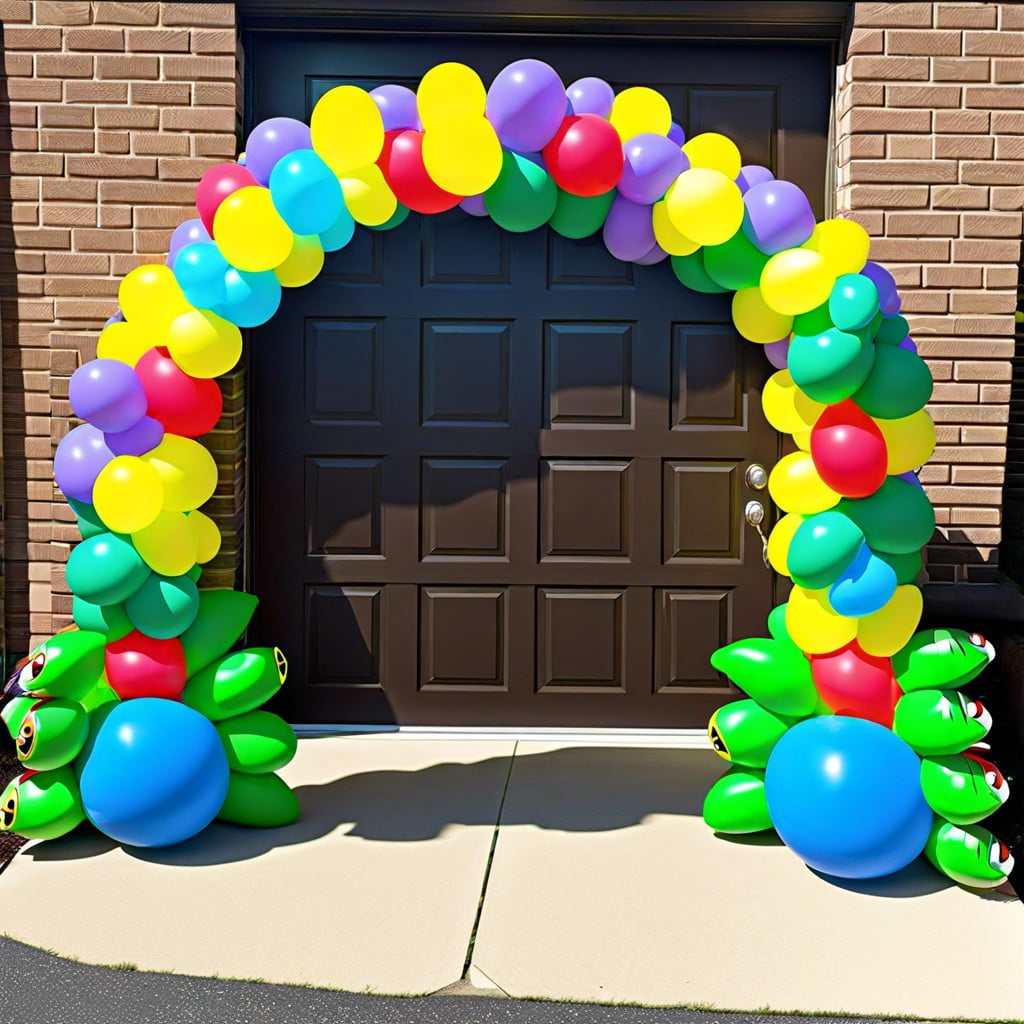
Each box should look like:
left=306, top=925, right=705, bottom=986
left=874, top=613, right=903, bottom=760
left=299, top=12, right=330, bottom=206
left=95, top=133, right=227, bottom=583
left=893, top=689, right=992, bottom=757
left=925, top=820, right=1015, bottom=890
left=11, top=632, right=107, bottom=704
left=920, top=751, right=1009, bottom=826
left=0, top=766, right=85, bottom=842
left=707, top=699, right=799, bottom=769
left=182, top=646, right=288, bottom=721
left=5, top=698, right=89, bottom=772
left=893, top=627, right=994, bottom=693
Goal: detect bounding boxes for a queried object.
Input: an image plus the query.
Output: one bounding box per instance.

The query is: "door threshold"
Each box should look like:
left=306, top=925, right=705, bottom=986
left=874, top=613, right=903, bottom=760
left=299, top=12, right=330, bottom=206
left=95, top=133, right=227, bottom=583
left=290, top=725, right=712, bottom=748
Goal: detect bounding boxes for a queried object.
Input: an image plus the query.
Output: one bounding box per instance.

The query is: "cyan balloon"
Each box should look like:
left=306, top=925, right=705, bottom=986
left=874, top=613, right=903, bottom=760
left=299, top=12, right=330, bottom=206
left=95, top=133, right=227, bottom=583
left=213, top=268, right=282, bottom=328
left=828, top=543, right=899, bottom=618
left=269, top=149, right=343, bottom=235
left=174, top=242, right=229, bottom=310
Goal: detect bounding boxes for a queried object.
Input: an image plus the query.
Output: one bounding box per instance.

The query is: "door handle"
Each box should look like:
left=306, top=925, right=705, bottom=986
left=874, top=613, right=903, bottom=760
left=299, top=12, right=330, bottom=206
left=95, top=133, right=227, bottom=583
left=744, top=499, right=770, bottom=569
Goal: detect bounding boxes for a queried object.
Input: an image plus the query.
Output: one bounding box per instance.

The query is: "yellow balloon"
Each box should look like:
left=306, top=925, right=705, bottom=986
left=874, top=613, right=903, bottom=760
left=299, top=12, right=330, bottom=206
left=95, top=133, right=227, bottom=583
left=142, top=435, right=218, bottom=513
left=274, top=235, right=325, bottom=288
left=874, top=409, right=936, bottom=475
left=310, top=85, right=385, bottom=175
left=767, top=512, right=804, bottom=576
left=793, top=428, right=813, bottom=452
left=422, top=116, right=502, bottom=197
left=731, top=287, right=794, bottom=344
left=340, top=164, right=398, bottom=227
left=804, top=217, right=871, bottom=277
left=213, top=186, right=294, bottom=273
left=761, top=370, right=825, bottom=434
left=652, top=200, right=700, bottom=256
left=682, top=133, right=742, bottom=180
left=166, top=309, right=242, bottom=379
left=759, top=248, right=835, bottom=316
left=769, top=451, right=841, bottom=515
left=96, top=321, right=153, bottom=368
left=664, top=168, right=744, bottom=247
left=132, top=509, right=199, bottom=577
left=188, top=510, right=222, bottom=564
left=92, top=455, right=164, bottom=534
left=118, top=264, right=191, bottom=327
left=857, top=584, right=923, bottom=658
left=417, top=62, right=486, bottom=128
left=609, top=86, right=672, bottom=141
left=786, top=585, right=858, bottom=654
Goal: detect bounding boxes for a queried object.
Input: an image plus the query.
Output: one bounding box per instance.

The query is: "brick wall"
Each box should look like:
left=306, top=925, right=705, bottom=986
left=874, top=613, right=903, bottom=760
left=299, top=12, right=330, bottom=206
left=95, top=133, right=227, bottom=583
left=835, top=1, right=1024, bottom=583
left=0, top=1, right=240, bottom=655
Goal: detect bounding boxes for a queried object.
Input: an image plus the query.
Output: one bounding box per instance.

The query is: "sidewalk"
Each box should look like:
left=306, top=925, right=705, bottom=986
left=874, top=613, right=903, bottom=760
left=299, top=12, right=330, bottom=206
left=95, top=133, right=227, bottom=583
left=1, top=735, right=1022, bottom=1021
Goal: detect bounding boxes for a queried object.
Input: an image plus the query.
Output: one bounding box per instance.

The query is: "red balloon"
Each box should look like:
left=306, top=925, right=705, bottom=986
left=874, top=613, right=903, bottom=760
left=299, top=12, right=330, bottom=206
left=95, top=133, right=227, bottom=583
left=196, top=163, right=258, bottom=235
left=810, top=640, right=902, bottom=728
left=105, top=630, right=187, bottom=701
left=810, top=399, right=888, bottom=498
left=378, top=129, right=463, bottom=215
left=542, top=114, right=624, bottom=197
left=135, top=347, right=223, bottom=438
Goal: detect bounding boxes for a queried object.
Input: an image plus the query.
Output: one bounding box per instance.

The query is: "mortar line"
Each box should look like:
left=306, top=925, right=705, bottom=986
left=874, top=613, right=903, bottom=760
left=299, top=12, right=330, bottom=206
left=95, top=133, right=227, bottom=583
left=461, top=739, right=518, bottom=980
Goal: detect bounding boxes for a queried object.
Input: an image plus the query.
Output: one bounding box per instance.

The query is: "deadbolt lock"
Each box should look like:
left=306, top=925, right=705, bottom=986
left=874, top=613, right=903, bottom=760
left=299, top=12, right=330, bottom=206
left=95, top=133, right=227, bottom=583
left=745, top=463, right=768, bottom=490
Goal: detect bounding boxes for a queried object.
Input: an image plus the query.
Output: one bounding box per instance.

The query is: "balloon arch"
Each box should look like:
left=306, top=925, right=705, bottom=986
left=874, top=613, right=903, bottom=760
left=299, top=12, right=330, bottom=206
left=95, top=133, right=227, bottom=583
left=0, top=61, right=1012, bottom=888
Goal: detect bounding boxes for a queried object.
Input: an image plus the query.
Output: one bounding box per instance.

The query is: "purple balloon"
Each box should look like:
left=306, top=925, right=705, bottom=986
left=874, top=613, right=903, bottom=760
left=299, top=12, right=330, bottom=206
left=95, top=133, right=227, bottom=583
left=862, top=261, right=902, bottom=315
left=486, top=59, right=566, bottom=153
left=166, top=218, right=210, bottom=270
left=764, top=337, right=791, bottom=370
left=735, top=165, right=775, bottom=193
left=897, top=470, right=924, bottom=491
left=618, top=133, right=689, bottom=205
left=898, top=336, right=918, bottom=354
left=602, top=195, right=655, bottom=263
left=371, top=84, right=422, bottom=132
left=105, top=415, right=164, bottom=458
left=244, top=117, right=312, bottom=186
left=634, top=243, right=668, bottom=266
left=69, top=359, right=148, bottom=433
left=566, top=77, right=614, bottom=119
left=459, top=194, right=489, bottom=217
left=104, top=309, right=124, bottom=329
left=54, top=424, right=114, bottom=504
left=667, top=122, right=686, bottom=147
left=741, top=180, right=816, bottom=255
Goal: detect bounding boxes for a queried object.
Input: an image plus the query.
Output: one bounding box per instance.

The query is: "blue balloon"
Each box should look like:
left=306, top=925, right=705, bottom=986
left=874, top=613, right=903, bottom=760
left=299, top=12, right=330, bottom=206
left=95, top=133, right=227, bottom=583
left=269, top=149, right=343, bottom=235
left=78, top=699, right=229, bottom=848
left=318, top=203, right=356, bottom=252
left=212, top=268, right=281, bottom=328
left=173, top=242, right=229, bottom=309
left=828, top=542, right=898, bottom=618
left=765, top=716, right=932, bottom=879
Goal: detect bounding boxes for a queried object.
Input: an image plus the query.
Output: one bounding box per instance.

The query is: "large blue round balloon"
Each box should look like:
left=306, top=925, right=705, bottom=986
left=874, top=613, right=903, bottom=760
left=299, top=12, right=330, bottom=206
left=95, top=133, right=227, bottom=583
left=764, top=716, right=931, bottom=879
left=78, top=698, right=229, bottom=848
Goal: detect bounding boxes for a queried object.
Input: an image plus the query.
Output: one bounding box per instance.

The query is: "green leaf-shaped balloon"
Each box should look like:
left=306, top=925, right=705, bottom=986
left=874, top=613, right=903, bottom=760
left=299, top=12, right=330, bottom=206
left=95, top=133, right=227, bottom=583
left=786, top=510, right=865, bottom=590
left=893, top=688, right=991, bottom=756
left=837, top=477, right=936, bottom=554
left=925, top=820, right=1013, bottom=889
left=920, top=752, right=1008, bottom=826
left=893, top=627, right=993, bottom=693
left=788, top=327, right=876, bottom=405
left=710, top=638, right=818, bottom=717
left=702, top=766, right=772, bottom=834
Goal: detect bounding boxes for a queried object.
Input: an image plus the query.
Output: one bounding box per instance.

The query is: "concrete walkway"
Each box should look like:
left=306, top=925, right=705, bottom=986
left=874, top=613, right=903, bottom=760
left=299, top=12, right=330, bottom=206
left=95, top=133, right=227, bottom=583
left=1, top=735, right=1022, bottom=1021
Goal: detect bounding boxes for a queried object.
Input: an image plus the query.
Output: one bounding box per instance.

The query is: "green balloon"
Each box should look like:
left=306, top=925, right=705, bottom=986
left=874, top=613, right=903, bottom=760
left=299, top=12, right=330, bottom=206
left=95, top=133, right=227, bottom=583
left=710, top=638, right=818, bottom=717
left=875, top=548, right=922, bottom=586
left=13, top=698, right=89, bottom=772
left=828, top=273, right=880, bottom=331
left=874, top=313, right=909, bottom=346
left=183, top=646, right=287, bottom=722
left=893, top=628, right=993, bottom=693
left=670, top=251, right=729, bottom=294
left=766, top=603, right=790, bottom=642
left=66, top=532, right=151, bottom=607
left=837, top=477, right=935, bottom=554
left=925, top=820, right=1011, bottom=889
left=0, top=765, right=84, bottom=841
left=851, top=345, right=933, bottom=419
left=548, top=188, right=615, bottom=238
left=703, top=230, right=769, bottom=291
left=786, top=511, right=865, bottom=590
left=1, top=695, right=37, bottom=738
left=67, top=498, right=106, bottom=540
left=367, top=203, right=410, bottom=231
left=18, top=630, right=106, bottom=702
left=921, top=753, right=1007, bottom=826
left=894, top=688, right=991, bottom=756
left=125, top=573, right=200, bottom=640
left=215, top=709, right=297, bottom=774
left=708, top=699, right=796, bottom=768
left=702, top=766, right=771, bottom=834
left=180, top=589, right=260, bottom=678
left=484, top=151, right=557, bottom=233
left=792, top=302, right=834, bottom=336
left=218, top=770, right=299, bottom=828
left=788, top=328, right=876, bottom=405
left=72, top=596, right=133, bottom=640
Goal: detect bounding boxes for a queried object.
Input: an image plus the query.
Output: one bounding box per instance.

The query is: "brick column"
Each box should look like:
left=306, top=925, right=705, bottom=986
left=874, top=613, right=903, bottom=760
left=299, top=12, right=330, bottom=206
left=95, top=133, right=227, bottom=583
left=835, top=1, right=1024, bottom=582
left=0, top=1, right=240, bottom=654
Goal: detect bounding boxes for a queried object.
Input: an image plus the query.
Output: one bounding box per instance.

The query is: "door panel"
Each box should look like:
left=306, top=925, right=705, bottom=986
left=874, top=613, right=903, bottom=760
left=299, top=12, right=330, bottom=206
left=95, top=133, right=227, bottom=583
left=248, top=31, right=832, bottom=725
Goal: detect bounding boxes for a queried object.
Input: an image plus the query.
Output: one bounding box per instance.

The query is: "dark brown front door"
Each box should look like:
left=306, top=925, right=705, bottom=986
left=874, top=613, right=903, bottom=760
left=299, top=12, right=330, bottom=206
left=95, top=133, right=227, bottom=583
left=248, top=32, right=832, bottom=726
